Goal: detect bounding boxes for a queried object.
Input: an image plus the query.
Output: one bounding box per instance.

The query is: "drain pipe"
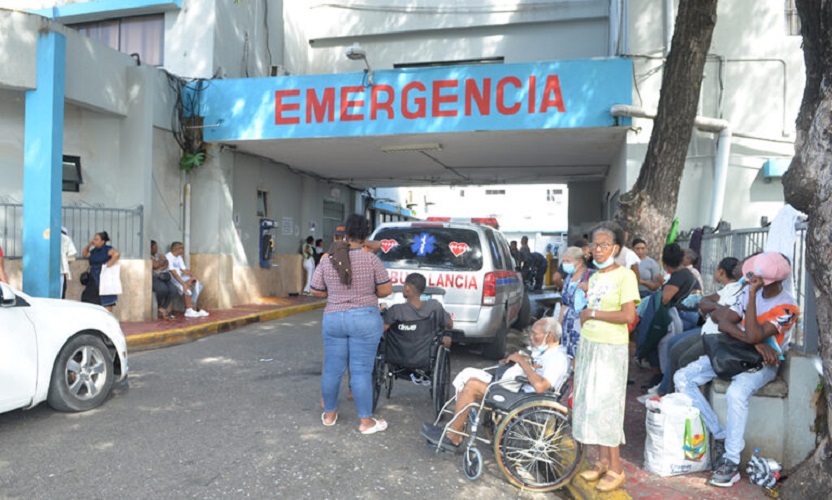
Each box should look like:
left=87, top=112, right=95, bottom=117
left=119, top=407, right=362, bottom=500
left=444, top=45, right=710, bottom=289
left=184, top=182, right=192, bottom=267
left=610, top=105, right=732, bottom=228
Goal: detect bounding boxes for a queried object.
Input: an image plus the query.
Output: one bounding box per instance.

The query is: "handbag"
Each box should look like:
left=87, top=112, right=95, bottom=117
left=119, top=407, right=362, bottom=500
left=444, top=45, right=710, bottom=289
left=702, top=333, right=763, bottom=380
left=79, top=270, right=91, bottom=286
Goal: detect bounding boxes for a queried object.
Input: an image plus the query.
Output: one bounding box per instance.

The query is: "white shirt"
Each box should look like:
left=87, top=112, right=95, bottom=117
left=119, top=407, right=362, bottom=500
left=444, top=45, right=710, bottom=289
left=60, top=233, right=78, bottom=278
left=166, top=252, right=188, bottom=276
left=500, top=345, right=570, bottom=393
left=701, top=281, right=744, bottom=335
left=614, top=246, right=641, bottom=269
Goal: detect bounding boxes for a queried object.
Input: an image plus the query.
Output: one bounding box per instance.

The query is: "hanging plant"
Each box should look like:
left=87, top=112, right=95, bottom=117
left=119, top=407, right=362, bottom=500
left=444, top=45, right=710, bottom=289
left=179, top=151, right=206, bottom=173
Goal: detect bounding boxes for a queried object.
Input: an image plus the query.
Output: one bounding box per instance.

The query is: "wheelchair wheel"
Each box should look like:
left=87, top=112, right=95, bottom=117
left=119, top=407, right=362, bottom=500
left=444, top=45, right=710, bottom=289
left=431, top=346, right=452, bottom=417
left=493, top=400, right=583, bottom=492
left=462, top=446, right=483, bottom=481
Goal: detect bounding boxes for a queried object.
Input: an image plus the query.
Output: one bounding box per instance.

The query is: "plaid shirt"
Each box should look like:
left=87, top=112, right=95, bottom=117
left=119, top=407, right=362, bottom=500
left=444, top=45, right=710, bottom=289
left=312, top=248, right=390, bottom=313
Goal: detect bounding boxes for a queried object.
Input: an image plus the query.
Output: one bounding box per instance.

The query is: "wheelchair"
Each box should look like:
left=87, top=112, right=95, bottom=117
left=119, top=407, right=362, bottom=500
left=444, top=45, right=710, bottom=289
left=429, top=366, right=583, bottom=493
left=372, top=311, right=458, bottom=417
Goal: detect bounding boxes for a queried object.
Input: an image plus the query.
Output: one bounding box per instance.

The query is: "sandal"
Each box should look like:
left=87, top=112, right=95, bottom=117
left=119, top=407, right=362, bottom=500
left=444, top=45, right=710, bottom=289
left=595, top=469, right=626, bottom=492
left=578, top=461, right=608, bottom=482
left=321, top=412, right=337, bottom=426
left=359, top=418, right=388, bottom=435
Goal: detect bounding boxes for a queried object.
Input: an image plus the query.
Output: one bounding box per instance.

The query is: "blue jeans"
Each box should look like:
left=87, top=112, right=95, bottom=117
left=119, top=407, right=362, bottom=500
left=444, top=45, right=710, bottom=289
left=321, top=307, right=383, bottom=418
left=674, top=355, right=777, bottom=464
left=678, top=309, right=700, bottom=331
left=657, top=327, right=701, bottom=394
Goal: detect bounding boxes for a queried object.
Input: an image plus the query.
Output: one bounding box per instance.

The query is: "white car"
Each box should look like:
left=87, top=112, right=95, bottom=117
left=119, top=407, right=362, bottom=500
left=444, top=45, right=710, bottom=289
left=0, top=282, right=128, bottom=414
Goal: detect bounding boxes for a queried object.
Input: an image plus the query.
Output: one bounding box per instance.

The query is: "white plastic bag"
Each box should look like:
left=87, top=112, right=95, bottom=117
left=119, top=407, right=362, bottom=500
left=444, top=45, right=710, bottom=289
left=99, top=262, right=123, bottom=296
left=644, top=393, right=710, bottom=476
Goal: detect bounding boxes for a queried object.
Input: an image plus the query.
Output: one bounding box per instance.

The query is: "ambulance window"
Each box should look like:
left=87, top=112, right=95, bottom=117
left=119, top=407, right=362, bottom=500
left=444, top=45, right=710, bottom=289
left=484, top=229, right=505, bottom=270
left=373, top=227, right=483, bottom=271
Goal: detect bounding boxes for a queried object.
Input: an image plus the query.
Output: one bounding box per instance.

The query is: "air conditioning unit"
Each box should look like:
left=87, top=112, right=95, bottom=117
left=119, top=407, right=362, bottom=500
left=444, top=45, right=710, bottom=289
left=270, top=65, right=290, bottom=77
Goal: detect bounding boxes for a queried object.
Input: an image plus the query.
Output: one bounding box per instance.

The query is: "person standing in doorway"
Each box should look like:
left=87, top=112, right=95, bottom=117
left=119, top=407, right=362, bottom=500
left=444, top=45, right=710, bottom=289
left=633, top=238, right=662, bottom=298
left=302, top=236, right=315, bottom=295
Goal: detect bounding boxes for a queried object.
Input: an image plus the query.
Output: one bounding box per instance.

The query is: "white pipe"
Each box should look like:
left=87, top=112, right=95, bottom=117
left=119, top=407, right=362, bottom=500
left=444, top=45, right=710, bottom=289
left=664, top=0, right=674, bottom=56
left=184, top=182, right=191, bottom=267
left=710, top=127, right=732, bottom=227
left=610, top=104, right=733, bottom=228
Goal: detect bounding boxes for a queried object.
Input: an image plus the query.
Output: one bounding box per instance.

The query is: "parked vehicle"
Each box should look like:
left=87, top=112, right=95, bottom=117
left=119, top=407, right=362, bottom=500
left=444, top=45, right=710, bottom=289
left=372, top=219, right=530, bottom=359
left=0, top=282, right=128, bottom=415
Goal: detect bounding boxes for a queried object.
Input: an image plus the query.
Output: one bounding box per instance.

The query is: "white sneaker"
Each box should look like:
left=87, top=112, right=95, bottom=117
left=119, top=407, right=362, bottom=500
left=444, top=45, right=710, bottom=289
left=197, top=309, right=210, bottom=317
left=185, top=308, right=200, bottom=318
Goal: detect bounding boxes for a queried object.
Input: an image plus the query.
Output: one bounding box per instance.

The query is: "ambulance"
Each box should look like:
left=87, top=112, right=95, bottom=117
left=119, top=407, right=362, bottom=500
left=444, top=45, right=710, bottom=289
left=371, top=218, right=529, bottom=359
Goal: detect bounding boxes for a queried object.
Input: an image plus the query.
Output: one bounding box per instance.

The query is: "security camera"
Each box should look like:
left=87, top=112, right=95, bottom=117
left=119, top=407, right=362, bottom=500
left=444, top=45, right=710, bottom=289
left=345, top=44, right=366, bottom=61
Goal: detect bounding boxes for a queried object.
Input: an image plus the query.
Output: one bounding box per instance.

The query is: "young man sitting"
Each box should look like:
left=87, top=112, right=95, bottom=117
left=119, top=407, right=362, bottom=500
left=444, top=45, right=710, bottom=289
left=674, top=252, right=799, bottom=488
left=420, top=317, right=569, bottom=451
left=383, top=273, right=453, bottom=385
left=166, top=241, right=209, bottom=318
left=383, top=272, right=453, bottom=332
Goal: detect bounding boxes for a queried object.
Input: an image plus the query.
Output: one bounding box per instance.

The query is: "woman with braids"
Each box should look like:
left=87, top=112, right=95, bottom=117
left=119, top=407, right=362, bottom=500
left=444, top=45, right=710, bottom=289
left=311, top=214, right=392, bottom=434
left=573, top=221, right=640, bottom=493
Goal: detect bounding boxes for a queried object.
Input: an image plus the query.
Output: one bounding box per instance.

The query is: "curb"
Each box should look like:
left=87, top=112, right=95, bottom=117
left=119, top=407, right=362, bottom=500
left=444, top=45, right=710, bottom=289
left=564, top=459, right=633, bottom=500
left=125, top=301, right=326, bottom=351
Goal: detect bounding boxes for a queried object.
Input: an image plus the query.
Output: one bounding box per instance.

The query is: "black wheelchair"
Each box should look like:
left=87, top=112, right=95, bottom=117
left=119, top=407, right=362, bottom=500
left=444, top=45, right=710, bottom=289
left=372, top=311, right=459, bottom=417
left=429, top=365, right=583, bottom=493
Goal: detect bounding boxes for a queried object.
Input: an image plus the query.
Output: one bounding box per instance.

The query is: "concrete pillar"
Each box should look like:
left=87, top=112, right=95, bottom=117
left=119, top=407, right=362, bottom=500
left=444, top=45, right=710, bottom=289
left=22, top=31, right=66, bottom=298
left=567, top=181, right=603, bottom=240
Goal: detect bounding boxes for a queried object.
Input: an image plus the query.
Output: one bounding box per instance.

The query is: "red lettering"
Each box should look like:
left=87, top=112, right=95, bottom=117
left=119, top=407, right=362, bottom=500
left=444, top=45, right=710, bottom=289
left=402, top=82, right=427, bottom=119
left=528, top=75, right=536, bottom=114
left=455, top=275, right=464, bottom=288
left=428, top=274, right=437, bottom=287
left=306, top=88, right=335, bottom=123
left=370, top=85, right=395, bottom=120
left=275, top=89, right=300, bottom=125
left=496, top=77, right=522, bottom=115
left=468, top=276, right=478, bottom=290
left=464, top=78, right=491, bottom=116
left=340, top=86, right=365, bottom=121
left=539, top=75, right=566, bottom=113
left=431, top=80, right=458, bottom=117
left=444, top=273, right=454, bottom=288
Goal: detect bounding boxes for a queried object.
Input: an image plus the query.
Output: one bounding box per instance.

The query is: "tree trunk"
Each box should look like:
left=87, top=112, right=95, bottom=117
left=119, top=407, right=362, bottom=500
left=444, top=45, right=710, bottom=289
left=615, top=0, right=718, bottom=254
left=781, top=0, right=832, bottom=497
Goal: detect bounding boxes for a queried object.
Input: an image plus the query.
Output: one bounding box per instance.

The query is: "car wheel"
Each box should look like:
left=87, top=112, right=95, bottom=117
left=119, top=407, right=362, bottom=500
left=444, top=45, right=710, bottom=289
left=482, top=318, right=508, bottom=360
left=513, top=291, right=531, bottom=329
left=47, top=334, right=114, bottom=412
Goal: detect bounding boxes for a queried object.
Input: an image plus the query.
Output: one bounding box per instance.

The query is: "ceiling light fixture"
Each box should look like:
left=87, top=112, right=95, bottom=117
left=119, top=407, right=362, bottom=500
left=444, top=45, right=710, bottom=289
left=380, top=143, right=443, bottom=153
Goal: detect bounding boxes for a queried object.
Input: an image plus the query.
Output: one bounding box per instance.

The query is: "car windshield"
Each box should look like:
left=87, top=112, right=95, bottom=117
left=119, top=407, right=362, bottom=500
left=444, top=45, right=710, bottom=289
left=374, top=227, right=483, bottom=271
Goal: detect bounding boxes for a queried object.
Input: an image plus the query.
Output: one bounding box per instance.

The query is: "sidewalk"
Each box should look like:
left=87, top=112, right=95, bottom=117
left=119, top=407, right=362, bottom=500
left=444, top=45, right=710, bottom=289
left=566, top=346, right=769, bottom=500
left=120, top=296, right=326, bottom=351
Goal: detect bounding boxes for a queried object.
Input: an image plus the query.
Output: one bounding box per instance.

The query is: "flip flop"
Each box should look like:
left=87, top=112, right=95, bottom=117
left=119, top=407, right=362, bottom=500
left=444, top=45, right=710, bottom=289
left=321, top=412, right=337, bottom=426
left=359, top=418, right=388, bottom=435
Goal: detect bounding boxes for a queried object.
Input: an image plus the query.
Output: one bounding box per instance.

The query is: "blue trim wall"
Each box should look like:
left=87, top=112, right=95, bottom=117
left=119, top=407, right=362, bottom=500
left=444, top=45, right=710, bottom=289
left=30, top=0, right=181, bottom=23
left=23, top=31, right=66, bottom=299
left=200, top=58, right=633, bottom=142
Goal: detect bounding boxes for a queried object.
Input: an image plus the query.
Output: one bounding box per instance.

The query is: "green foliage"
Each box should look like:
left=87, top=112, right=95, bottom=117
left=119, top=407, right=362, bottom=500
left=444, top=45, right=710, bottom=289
left=179, top=151, right=205, bottom=172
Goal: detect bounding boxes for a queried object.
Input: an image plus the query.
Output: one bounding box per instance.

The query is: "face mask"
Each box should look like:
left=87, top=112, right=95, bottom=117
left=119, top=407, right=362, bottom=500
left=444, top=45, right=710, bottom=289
left=531, top=343, right=547, bottom=358
left=420, top=294, right=431, bottom=302
left=562, top=262, right=576, bottom=275
left=663, top=273, right=671, bottom=283
left=595, top=251, right=616, bottom=269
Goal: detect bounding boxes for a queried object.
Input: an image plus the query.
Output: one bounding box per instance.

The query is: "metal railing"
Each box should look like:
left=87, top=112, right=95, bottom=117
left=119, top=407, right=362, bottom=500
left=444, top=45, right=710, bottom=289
left=0, top=204, right=144, bottom=259
left=679, top=222, right=814, bottom=354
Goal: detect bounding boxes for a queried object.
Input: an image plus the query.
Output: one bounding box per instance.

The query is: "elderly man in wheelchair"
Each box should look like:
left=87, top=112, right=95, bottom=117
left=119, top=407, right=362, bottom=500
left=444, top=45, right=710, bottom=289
left=419, top=317, right=582, bottom=491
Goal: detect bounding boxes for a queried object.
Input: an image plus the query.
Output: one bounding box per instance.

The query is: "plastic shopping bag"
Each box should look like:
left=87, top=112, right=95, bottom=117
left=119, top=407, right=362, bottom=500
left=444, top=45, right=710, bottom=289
left=644, top=393, right=710, bottom=476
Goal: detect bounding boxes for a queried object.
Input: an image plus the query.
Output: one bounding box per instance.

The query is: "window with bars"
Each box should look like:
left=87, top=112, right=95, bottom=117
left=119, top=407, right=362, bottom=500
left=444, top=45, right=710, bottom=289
left=71, top=14, right=164, bottom=66
left=256, top=190, right=268, bottom=217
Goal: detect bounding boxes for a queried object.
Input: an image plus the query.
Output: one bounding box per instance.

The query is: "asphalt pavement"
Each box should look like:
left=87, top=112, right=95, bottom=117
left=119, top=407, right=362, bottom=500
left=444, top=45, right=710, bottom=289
left=0, top=309, right=553, bottom=499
